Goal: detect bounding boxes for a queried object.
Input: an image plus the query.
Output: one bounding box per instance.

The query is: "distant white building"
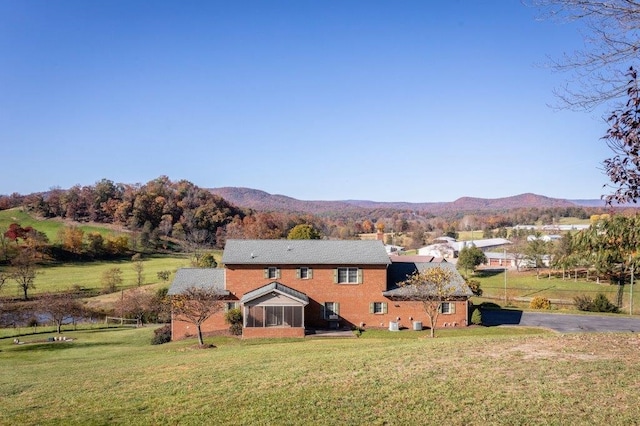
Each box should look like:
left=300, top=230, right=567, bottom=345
left=418, top=238, right=511, bottom=258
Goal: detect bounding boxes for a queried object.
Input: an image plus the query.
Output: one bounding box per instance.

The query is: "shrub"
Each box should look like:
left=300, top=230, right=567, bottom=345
left=151, top=324, right=172, bottom=345
left=573, top=293, right=619, bottom=313
left=574, top=295, right=593, bottom=311
left=470, top=307, right=482, bottom=325
left=157, top=270, right=171, bottom=282
left=224, top=308, right=243, bottom=336
left=530, top=297, right=551, bottom=310
left=592, top=293, right=619, bottom=313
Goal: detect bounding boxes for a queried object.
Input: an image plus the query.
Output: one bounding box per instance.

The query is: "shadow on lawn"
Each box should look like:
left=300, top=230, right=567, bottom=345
left=7, top=341, right=115, bottom=352
left=475, top=269, right=506, bottom=278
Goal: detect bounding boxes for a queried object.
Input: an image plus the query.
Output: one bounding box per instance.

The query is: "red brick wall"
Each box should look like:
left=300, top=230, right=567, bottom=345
left=242, top=327, right=305, bottom=339
left=171, top=264, right=469, bottom=340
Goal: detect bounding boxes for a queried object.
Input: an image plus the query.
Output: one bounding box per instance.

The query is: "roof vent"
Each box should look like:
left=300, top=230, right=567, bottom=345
left=287, top=245, right=291, bottom=251
left=250, top=252, right=255, bottom=258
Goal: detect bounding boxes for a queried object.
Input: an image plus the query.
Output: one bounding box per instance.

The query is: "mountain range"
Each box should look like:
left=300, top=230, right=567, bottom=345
left=209, top=187, right=606, bottom=215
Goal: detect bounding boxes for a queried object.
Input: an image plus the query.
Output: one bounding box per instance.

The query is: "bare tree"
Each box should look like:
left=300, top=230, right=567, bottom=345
left=533, top=0, right=640, bottom=110
left=0, top=271, right=7, bottom=294
left=39, top=293, right=83, bottom=334
left=185, top=229, right=211, bottom=267
left=399, top=265, right=460, bottom=338
left=171, top=286, right=224, bottom=346
left=11, top=249, right=38, bottom=300
left=118, top=288, right=154, bottom=325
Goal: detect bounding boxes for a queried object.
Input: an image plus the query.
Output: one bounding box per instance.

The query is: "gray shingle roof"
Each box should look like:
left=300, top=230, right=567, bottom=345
left=240, top=282, right=309, bottom=305
left=167, top=268, right=229, bottom=296
left=222, top=239, right=391, bottom=265
left=384, top=261, right=472, bottom=298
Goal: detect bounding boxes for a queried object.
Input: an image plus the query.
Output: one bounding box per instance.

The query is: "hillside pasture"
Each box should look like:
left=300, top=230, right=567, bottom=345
left=0, top=208, right=122, bottom=242
left=1, top=326, right=639, bottom=424
left=0, top=254, right=194, bottom=298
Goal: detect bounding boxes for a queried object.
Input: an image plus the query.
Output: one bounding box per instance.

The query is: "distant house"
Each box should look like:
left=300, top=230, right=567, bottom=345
left=168, top=239, right=472, bottom=340
left=418, top=238, right=511, bottom=259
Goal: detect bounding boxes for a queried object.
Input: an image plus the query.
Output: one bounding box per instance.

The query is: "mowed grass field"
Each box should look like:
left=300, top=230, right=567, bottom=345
left=1, top=326, right=640, bottom=425
left=0, top=255, right=196, bottom=298
left=473, top=269, right=640, bottom=313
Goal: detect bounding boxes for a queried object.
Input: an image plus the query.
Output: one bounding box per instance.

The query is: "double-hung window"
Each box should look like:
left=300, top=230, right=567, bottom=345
left=336, top=267, right=361, bottom=284
left=370, top=302, right=388, bottom=314
left=440, top=302, right=455, bottom=314
left=323, top=302, right=339, bottom=320
left=297, top=267, right=313, bottom=279
left=264, top=267, right=280, bottom=280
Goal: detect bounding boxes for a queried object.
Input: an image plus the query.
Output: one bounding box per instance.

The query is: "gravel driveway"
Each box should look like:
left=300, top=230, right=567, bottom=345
left=481, top=309, right=640, bottom=333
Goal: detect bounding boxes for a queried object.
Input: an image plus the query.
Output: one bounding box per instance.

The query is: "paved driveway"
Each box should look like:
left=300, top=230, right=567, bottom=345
left=482, top=310, right=640, bottom=333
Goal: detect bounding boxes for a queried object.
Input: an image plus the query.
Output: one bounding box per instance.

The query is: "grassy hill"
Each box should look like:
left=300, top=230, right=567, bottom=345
left=1, top=326, right=638, bottom=424
left=0, top=208, right=123, bottom=242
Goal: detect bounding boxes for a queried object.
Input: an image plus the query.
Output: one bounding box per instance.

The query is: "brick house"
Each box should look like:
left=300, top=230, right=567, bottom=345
left=168, top=239, right=472, bottom=339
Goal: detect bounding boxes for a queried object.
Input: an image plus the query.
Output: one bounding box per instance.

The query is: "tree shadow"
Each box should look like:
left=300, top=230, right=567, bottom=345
left=7, top=341, right=115, bottom=352
left=476, top=269, right=506, bottom=278
left=481, top=308, right=524, bottom=326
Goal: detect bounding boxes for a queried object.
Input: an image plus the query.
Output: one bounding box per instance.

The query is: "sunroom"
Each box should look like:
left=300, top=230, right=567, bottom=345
left=240, top=282, right=309, bottom=338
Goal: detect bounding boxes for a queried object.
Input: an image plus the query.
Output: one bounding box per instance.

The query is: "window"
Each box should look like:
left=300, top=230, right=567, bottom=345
left=264, top=267, right=280, bottom=280
left=323, top=302, right=339, bottom=320
left=297, top=267, right=313, bottom=279
left=369, top=302, right=388, bottom=314
left=335, top=267, right=361, bottom=284
left=440, top=302, right=455, bottom=314
left=225, top=302, right=239, bottom=311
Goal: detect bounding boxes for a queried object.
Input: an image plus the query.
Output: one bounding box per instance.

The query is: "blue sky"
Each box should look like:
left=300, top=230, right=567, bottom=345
left=0, top=0, right=613, bottom=202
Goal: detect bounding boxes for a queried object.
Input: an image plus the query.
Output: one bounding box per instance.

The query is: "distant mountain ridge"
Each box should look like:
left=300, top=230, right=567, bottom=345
left=209, top=187, right=597, bottom=214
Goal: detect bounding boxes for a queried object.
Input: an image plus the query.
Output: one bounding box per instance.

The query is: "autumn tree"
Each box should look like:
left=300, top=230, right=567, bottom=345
left=39, top=292, right=83, bottom=333
left=287, top=224, right=321, bottom=240
left=132, top=253, right=144, bottom=287
left=572, top=215, right=640, bottom=301
left=10, top=249, right=38, bottom=300
left=457, top=244, right=487, bottom=276
left=58, top=226, right=85, bottom=256
left=399, top=265, right=465, bottom=338
left=601, top=67, right=640, bottom=204
left=525, top=235, right=551, bottom=279
left=171, top=286, right=225, bottom=346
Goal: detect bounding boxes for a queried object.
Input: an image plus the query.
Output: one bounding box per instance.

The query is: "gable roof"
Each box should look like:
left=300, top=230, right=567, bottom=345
left=222, top=239, right=391, bottom=266
left=384, top=261, right=471, bottom=298
left=167, top=268, right=229, bottom=296
left=240, top=282, right=309, bottom=305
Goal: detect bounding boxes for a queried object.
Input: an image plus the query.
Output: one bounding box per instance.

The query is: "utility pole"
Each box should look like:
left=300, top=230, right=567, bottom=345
left=504, top=248, right=507, bottom=302
left=631, top=263, right=634, bottom=316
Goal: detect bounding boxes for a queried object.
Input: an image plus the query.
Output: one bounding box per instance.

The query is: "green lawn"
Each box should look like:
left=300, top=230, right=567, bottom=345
left=1, top=326, right=639, bottom=424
